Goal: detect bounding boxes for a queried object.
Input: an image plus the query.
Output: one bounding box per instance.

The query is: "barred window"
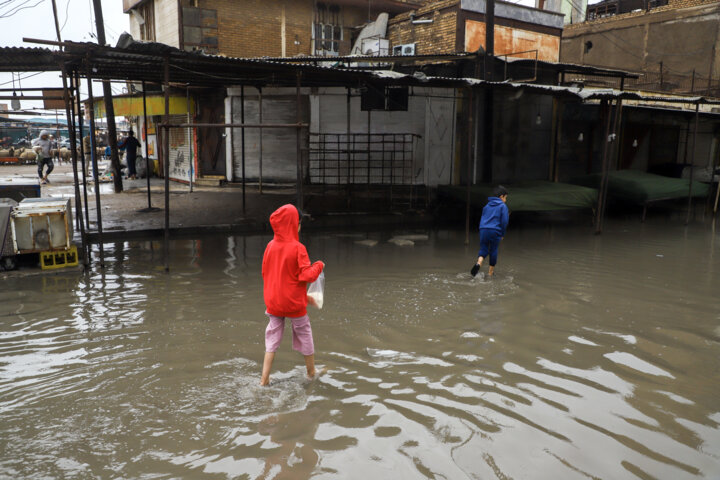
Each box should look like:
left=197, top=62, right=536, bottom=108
left=313, top=3, right=342, bottom=56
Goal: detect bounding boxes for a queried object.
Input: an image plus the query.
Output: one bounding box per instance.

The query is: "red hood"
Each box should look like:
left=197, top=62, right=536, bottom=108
left=269, top=204, right=299, bottom=242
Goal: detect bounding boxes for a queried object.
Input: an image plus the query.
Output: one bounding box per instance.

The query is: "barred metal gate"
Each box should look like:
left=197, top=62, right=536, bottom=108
left=308, top=133, right=418, bottom=185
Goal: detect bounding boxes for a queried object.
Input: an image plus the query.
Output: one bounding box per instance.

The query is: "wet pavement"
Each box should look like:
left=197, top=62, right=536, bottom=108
left=1, top=163, right=297, bottom=235
left=1, top=219, right=719, bottom=478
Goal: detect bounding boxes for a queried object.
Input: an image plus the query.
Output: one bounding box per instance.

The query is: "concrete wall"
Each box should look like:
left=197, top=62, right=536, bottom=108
left=561, top=0, right=720, bottom=88
left=127, top=0, right=180, bottom=47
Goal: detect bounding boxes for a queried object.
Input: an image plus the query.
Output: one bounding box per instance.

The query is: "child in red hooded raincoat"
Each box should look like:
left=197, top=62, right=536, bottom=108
left=260, top=204, right=324, bottom=386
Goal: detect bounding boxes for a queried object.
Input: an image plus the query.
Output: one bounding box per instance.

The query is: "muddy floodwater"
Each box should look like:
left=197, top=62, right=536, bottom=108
left=1, top=218, right=719, bottom=479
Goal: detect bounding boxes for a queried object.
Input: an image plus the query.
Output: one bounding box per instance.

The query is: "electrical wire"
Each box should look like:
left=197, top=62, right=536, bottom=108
left=0, top=72, right=43, bottom=86
left=0, top=0, right=45, bottom=17
left=59, top=0, right=70, bottom=32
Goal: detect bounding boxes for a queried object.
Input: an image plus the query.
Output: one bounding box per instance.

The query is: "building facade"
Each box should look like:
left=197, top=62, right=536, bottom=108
left=560, top=0, right=720, bottom=95
left=387, top=0, right=564, bottom=62
left=122, top=0, right=421, bottom=57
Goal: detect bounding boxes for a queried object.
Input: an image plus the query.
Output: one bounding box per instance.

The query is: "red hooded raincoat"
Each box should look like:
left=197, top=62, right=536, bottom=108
left=262, top=204, right=324, bottom=318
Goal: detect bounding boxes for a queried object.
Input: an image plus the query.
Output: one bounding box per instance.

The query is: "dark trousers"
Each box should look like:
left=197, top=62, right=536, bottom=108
left=37, top=157, right=54, bottom=178
left=127, top=154, right=137, bottom=177
left=478, top=228, right=503, bottom=266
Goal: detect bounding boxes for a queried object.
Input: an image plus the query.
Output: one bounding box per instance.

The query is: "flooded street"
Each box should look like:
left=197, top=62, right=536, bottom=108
left=1, top=218, right=719, bottom=479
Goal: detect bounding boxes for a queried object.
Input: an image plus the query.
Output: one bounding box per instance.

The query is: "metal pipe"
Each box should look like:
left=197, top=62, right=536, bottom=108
left=142, top=80, right=153, bottom=209
left=595, top=99, right=616, bottom=234
left=296, top=71, right=303, bottom=210
left=85, top=60, right=105, bottom=267
left=0, top=96, right=64, bottom=100
left=185, top=85, right=193, bottom=193
left=157, top=122, right=308, bottom=128
left=74, top=71, right=90, bottom=230
left=258, top=87, right=263, bottom=194
left=241, top=85, right=246, bottom=213
left=347, top=87, right=352, bottom=208
left=60, top=65, right=88, bottom=268
left=465, top=88, right=474, bottom=245
left=163, top=56, right=170, bottom=272
left=686, top=102, right=700, bottom=225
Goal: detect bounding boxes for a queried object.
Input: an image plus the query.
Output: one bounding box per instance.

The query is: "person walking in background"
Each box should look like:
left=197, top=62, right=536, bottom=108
left=260, top=205, right=325, bottom=386
left=118, top=130, right=141, bottom=180
left=49, top=135, right=59, bottom=164
left=83, top=134, right=93, bottom=177
left=32, top=130, right=54, bottom=184
left=471, top=185, right=509, bottom=278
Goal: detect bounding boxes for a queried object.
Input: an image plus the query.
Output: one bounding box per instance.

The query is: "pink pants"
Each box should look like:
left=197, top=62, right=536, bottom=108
left=264, top=313, right=314, bottom=356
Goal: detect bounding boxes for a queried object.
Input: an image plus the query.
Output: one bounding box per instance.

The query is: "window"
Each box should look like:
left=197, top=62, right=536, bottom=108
left=361, top=86, right=409, bottom=112
left=138, top=1, right=156, bottom=42
left=314, top=3, right=342, bottom=56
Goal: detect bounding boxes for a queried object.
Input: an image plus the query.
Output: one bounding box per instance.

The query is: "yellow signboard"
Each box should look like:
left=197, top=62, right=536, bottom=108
left=92, top=95, right=196, bottom=118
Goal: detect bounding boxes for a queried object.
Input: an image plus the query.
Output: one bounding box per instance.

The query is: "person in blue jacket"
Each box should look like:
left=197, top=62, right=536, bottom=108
left=471, top=186, right=509, bottom=278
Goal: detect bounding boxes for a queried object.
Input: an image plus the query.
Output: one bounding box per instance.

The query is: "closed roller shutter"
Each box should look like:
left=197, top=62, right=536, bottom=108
left=167, top=114, right=195, bottom=182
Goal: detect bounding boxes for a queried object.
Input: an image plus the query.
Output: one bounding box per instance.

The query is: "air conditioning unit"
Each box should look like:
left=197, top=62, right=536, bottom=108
left=392, top=43, right=416, bottom=56
left=10, top=198, right=73, bottom=254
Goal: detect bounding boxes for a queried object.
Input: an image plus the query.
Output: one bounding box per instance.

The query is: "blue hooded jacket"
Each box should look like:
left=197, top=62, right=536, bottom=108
left=479, top=197, right=509, bottom=236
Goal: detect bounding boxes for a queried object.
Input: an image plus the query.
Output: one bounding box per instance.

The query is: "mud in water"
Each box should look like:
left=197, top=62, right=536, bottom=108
left=1, top=218, right=719, bottom=479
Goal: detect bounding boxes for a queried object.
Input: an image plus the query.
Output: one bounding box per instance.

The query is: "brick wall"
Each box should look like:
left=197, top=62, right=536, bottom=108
left=193, top=0, right=383, bottom=58
left=565, top=0, right=718, bottom=28
left=388, top=1, right=460, bottom=54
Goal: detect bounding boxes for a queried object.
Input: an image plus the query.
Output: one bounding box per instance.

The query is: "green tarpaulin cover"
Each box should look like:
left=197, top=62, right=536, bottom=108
left=570, top=170, right=709, bottom=204
left=438, top=180, right=598, bottom=212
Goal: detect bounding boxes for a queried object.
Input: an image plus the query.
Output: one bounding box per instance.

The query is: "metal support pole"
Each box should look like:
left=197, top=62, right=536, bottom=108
left=74, top=71, right=90, bottom=229
left=686, top=102, right=700, bottom=225
left=258, top=87, right=263, bottom=194
left=142, top=80, right=153, bottom=210
left=296, top=71, right=303, bottom=210
left=91, top=0, right=123, bottom=193
left=550, top=97, right=562, bottom=182
left=60, top=66, right=88, bottom=268
left=346, top=87, right=352, bottom=208
left=240, top=85, right=246, bottom=213
left=595, top=99, right=616, bottom=234
left=485, top=0, right=495, bottom=81
left=482, top=87, right=493, bottom=183
left=85, top=61, right=104, bottom=267
left=465, top=88, right=474, bottom=245
left=691, top=69, right=696, bottom=93
left=163, top=56, right=171, bottom=272
left=186, top=85, right=193, bottom=193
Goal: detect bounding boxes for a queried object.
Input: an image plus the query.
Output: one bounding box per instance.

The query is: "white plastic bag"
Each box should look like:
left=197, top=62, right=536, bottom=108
left=307, top=272, right=325, bottom=309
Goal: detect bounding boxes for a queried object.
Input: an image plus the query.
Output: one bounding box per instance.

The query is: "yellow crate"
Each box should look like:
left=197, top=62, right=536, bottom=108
left=40, top=245, right=79, bottom=270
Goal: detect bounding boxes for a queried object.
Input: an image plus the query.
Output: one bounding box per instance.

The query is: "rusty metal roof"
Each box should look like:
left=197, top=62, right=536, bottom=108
left=1, top=42, right=718, bottom=106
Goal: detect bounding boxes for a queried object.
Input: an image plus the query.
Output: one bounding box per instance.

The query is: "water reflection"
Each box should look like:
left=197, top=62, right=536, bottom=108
left=1, top=219, right=719, bottom=478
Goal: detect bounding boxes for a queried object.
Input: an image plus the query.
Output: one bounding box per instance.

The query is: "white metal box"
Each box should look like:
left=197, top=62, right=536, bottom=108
left=11, top=198, right=73, bottom=253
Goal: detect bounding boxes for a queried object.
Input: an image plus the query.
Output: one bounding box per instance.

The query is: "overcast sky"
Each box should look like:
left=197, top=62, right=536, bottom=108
left=0, top=0, right=129, bottom=114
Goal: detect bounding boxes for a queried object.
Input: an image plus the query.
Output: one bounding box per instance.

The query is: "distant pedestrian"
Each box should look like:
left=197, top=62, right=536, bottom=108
left=83, top=134, right=93, bottom=176
left=118, top=130, right=141, bottom=180
left=32, top=130, right=54, bottom=184
left=471, top=186, right=509, bottom=278
left=49, top=135, right=59, bottom=164
left=260, top=205, right=325, bottom=386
